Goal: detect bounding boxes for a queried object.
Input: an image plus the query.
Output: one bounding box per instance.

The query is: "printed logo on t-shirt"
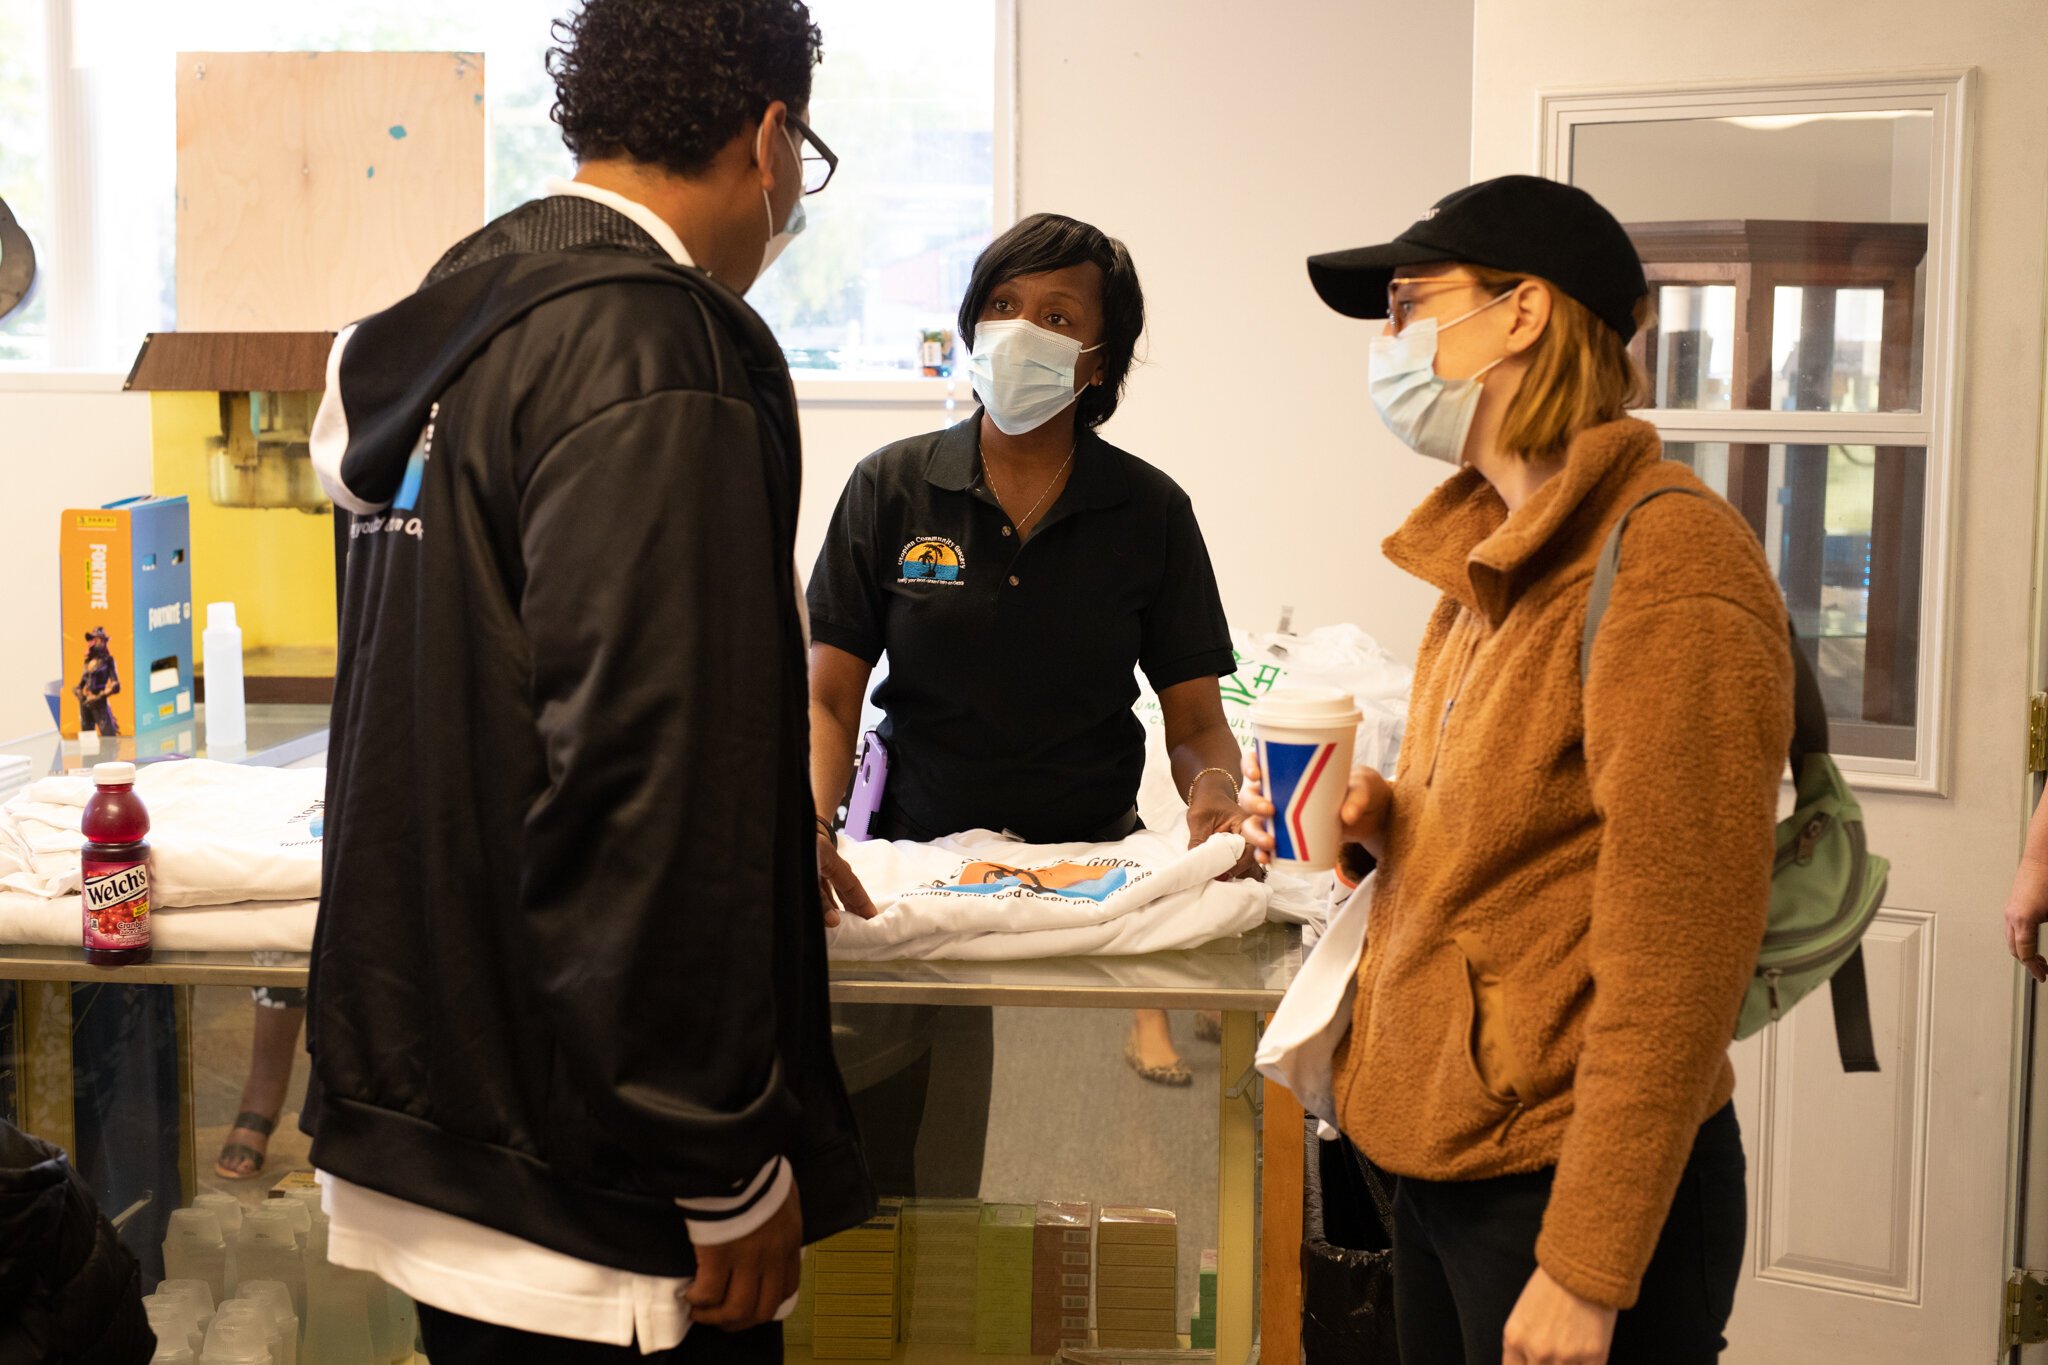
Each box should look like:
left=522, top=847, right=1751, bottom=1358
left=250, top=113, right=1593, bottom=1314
left=898, top=536, right=965, bottom=586
left=914, top=859, right=1142, bottom=903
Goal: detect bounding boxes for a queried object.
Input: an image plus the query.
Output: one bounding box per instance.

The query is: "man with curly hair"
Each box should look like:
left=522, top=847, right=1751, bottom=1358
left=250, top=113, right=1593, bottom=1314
left=303, top=2, right=874, bottom=1358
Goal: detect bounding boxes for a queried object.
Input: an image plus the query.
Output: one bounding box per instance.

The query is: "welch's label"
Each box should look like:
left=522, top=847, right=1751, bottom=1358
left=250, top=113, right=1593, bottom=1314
left=82, top=857, right=151, bottom=951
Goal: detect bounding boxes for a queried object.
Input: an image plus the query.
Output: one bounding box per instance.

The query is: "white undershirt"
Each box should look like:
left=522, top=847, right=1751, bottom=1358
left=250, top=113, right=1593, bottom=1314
left=318, top=179, right=797, bottom=1354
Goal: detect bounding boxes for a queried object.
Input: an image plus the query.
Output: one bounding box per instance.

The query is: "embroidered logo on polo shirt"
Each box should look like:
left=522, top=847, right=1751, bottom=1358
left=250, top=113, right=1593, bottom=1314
left=898, top=536, right=965, bottom=585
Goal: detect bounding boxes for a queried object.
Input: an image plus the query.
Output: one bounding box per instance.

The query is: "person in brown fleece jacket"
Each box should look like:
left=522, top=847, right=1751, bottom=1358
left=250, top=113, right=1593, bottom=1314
left=1253, top=177, right=1795, bottom=1365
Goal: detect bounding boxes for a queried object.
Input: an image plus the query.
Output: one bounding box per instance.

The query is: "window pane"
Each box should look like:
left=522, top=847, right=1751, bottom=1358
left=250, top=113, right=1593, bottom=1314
left=60, top=0, right=995, bottom=375
left=0, top=0, right=49, bottom=365
left=743, top=0, right=997, bottom=375
left=1650, top=284, right=1736, bottom=409
left=1572, top=112, right=1930, bottom=414
left=1666, top=441, right=1925, bottom=762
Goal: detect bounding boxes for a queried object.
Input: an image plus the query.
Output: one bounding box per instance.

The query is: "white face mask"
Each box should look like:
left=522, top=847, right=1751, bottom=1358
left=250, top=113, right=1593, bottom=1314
left=1367, top=290, right=1511, bottom=465
left=967, top=318, right=1104, bottom=436
left=751, top=127, right=805, bottom=289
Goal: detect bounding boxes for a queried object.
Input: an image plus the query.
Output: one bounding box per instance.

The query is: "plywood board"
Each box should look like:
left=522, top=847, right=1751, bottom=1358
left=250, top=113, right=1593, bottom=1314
left=176, top=51, right=485, bottom=331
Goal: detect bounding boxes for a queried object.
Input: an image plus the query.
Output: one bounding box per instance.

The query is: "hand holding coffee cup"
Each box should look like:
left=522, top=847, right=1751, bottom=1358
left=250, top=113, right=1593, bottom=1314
left=1243, top=687, right=1379, bottom=872
left=1243, top=755, right=1392, bottom=867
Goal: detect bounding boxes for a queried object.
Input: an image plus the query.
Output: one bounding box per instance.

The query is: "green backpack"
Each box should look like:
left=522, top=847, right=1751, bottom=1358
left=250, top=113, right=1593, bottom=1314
left=1582, top=486, right=1888, bottom=1073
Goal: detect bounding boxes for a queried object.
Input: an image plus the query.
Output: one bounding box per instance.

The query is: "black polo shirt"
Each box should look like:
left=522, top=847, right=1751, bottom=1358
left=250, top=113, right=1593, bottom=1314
left=807, top=414, right=1236, bottom=843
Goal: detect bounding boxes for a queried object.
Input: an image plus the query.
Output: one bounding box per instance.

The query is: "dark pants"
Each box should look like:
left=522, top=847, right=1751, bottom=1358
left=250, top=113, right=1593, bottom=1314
left=1391, top=1102, right=1746, bottom=1365
left=417, top=1304, right=780, bottom=1363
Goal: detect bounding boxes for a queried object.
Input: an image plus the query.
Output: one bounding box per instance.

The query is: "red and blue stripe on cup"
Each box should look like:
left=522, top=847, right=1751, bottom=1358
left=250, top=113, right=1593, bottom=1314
left=1258, top=737, right=1339, bottom=864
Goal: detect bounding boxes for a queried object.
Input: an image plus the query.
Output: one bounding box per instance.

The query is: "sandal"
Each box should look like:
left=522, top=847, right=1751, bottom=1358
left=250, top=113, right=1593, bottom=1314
left=214, top=1110, right=277, bottom=1181
left=1195, top=1013, right=1224, bottom=1044
left=1124, top=1031, right=1193, bottom=1087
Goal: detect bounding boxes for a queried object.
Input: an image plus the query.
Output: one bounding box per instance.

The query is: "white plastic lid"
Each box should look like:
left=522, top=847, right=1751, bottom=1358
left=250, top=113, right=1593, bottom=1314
left=92, top=760, right=137, bottom=786
left=238, top=1281, right=296, bottom=1325
left=240, top=1206, right=296, bottom=1246
left=167, top=1206, right=224, bottom=1244
left=200, top=1312, right=271, bottom=1363
left=206, top=602, right=238, bottom=630
left=1246, top=685, right=1363, bottom=727
left=159, top=1279, right=216, bottom=1317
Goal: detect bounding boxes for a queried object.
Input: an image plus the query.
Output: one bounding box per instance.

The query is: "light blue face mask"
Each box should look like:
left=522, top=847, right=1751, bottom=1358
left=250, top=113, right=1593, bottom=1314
left=1367, top=290, right=1511, bottom=465
left=967, top=318, right=1104, bottom=436
left=752, top=128, right=806, bottom=288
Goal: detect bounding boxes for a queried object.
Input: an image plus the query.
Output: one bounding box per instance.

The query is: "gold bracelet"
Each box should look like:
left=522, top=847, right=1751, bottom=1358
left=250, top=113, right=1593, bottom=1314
left=1186, top=766, right=1240, bottom=807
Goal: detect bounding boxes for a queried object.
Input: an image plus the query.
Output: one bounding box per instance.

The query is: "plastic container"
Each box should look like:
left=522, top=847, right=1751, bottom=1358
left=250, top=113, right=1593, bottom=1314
left=214, top=1302, right=285, bottom=1365
left=164, top=1207, right=229, bottom=1304
left=203, top=603, right=247, bottom=751
left=200, top=1310, right=273, bottom=1365
left=194, top=1193, right=246, bottom=1241
left=142, top=1294, right=205, bottom=1354
left=268, top=1194, right=312, bottom=1249
left=158, top=1278, right=218, bottom=1334
left=236, top=1208, right=306, bottom=1321
left=238, top=1281, right=299, bottom=1365
left=302, top=1218, right=376, bottom=1365
left=81, top=761, right=152, bottom=965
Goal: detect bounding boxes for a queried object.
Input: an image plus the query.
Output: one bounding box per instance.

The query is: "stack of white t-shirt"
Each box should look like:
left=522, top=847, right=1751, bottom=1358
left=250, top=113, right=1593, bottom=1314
left=0, top=759, right=321, bottom=949
left=826, top=828, right=1268, bottom=961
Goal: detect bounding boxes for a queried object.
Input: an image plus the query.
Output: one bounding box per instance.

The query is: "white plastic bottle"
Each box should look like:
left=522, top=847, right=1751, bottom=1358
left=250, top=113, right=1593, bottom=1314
left=203, top=602, right=247, bottom=751
left=238, top=1281, right=299, bottom=1365
left=157, top=1280, right=216, bottom=1335
left=301, top=1215, right=375, bottom=1365
left=236, top=1208, right=305, bottom=1321
left=199, top=1311, right=272, bottom=1365
left=213, top=1303, right=284, bottom=1365
left=163, top=1209, right=228, bottom=1305
left=141, top=1294, right=205, bottom=1354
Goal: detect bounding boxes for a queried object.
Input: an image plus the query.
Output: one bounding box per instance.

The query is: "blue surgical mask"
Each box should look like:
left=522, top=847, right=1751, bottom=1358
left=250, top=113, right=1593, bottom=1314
left=1367, top=291, right=1511, bottom=465
left=967, top=319, right=1104, bottom=436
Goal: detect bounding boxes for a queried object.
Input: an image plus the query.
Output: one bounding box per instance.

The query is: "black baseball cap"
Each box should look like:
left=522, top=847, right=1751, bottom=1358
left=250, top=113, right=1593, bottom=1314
left=1307, top=175, right=1649, bottom=341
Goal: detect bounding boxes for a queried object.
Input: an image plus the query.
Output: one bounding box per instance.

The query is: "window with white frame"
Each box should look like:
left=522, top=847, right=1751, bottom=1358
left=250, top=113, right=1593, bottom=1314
left=1546, top=75, right=1970, bottom=792
left=0, top=0, right=1003, bottom=376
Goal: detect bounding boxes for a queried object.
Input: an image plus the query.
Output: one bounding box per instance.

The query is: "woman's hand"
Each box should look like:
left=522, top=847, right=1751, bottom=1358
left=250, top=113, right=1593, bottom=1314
left=816, top=827, right=877, bottom=927
left=1502, top=1266, right=1617, bottom=1365
left=1241, top=750, right=1394, bottom=863
left=2006, top=855, right=2048, bottom=983
left=1184, top=773, right=1264, bottom=882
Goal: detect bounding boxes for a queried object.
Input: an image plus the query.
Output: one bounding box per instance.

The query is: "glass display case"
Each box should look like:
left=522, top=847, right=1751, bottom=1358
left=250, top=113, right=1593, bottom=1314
left=0, top=708, right=1301, bottom=1365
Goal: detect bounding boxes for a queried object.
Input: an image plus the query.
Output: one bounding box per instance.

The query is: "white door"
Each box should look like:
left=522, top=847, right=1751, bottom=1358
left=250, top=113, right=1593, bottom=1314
left=1468, top=4, right=2048, bottom=1359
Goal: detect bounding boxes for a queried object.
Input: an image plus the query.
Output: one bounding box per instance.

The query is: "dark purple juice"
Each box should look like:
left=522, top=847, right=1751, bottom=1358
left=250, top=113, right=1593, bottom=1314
left=81, top=762, right=152, bottom=966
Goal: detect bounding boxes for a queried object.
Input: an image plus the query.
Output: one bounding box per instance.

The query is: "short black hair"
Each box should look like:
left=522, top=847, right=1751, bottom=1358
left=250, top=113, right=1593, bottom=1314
left=548, top=0, right=823, bottom=178
left=958, top=213, right=1145, bottom=431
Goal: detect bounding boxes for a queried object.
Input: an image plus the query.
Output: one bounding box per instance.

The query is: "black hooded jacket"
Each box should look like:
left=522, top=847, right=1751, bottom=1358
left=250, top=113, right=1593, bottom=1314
left=0, top=1120, right=153, bottom=1365
left=302, top=195, right=873, bottom=1274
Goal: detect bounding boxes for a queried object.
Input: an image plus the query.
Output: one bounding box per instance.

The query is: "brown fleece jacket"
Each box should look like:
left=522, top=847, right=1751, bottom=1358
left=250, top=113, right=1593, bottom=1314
left=1333, top=417, right=1794, bottom=1309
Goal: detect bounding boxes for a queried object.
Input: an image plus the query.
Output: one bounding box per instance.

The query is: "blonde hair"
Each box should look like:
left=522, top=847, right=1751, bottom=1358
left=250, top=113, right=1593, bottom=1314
left=1463, top=265, right=1653, bottom=461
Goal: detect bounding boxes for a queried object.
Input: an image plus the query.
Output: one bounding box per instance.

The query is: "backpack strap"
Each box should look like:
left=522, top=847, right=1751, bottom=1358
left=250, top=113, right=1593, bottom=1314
left=1581, top=485, right=1829, bottom=764
left=1583, top=484, right=1877, bottom=1073
left=1828, top=947, right=1882, bottom=1074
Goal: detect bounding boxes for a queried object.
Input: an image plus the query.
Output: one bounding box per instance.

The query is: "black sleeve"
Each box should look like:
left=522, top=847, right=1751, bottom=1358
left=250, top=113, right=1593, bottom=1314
left=805, top=462, right=886, bottom=664
left=1139, top=492, right=1237, bottom=692
left=517, top=386, right=799, bottom=1196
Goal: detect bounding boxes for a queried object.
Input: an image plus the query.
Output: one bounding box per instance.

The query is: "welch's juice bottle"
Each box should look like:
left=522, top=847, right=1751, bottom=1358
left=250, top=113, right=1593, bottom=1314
left=82, top=761, right=152, bottom=965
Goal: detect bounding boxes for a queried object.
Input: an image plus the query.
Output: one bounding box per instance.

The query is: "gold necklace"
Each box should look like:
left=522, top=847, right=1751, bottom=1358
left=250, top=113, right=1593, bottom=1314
left=982, top=442, right=1076, bottom=536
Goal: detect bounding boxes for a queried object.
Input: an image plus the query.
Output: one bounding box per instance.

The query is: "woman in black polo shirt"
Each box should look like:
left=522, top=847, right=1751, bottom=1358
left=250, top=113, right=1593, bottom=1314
left=807, top=214, right=1254, bottom=1187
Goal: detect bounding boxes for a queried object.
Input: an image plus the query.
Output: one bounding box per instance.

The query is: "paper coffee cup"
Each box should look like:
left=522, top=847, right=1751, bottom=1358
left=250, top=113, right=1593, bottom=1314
left=1250, top=686, right=1361, bottom=873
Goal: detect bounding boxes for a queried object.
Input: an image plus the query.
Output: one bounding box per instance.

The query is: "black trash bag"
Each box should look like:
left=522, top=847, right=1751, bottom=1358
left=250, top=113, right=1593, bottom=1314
left=1301, top=1117, right=1400, bottom=1363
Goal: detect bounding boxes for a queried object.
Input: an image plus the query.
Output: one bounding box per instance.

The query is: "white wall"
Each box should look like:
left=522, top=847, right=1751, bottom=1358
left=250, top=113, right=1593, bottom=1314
left=793, top=0, right=1476, bottom=659
left=0, top=378, right=154, bottom=740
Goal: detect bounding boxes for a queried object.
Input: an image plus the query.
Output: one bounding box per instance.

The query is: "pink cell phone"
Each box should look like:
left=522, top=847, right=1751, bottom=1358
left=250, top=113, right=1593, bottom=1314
left=843, top=730, right=888, bottom=841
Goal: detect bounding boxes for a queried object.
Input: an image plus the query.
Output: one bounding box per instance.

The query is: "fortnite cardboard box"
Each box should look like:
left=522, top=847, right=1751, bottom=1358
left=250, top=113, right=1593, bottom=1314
left=59, top=497, right=193, bottom=740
